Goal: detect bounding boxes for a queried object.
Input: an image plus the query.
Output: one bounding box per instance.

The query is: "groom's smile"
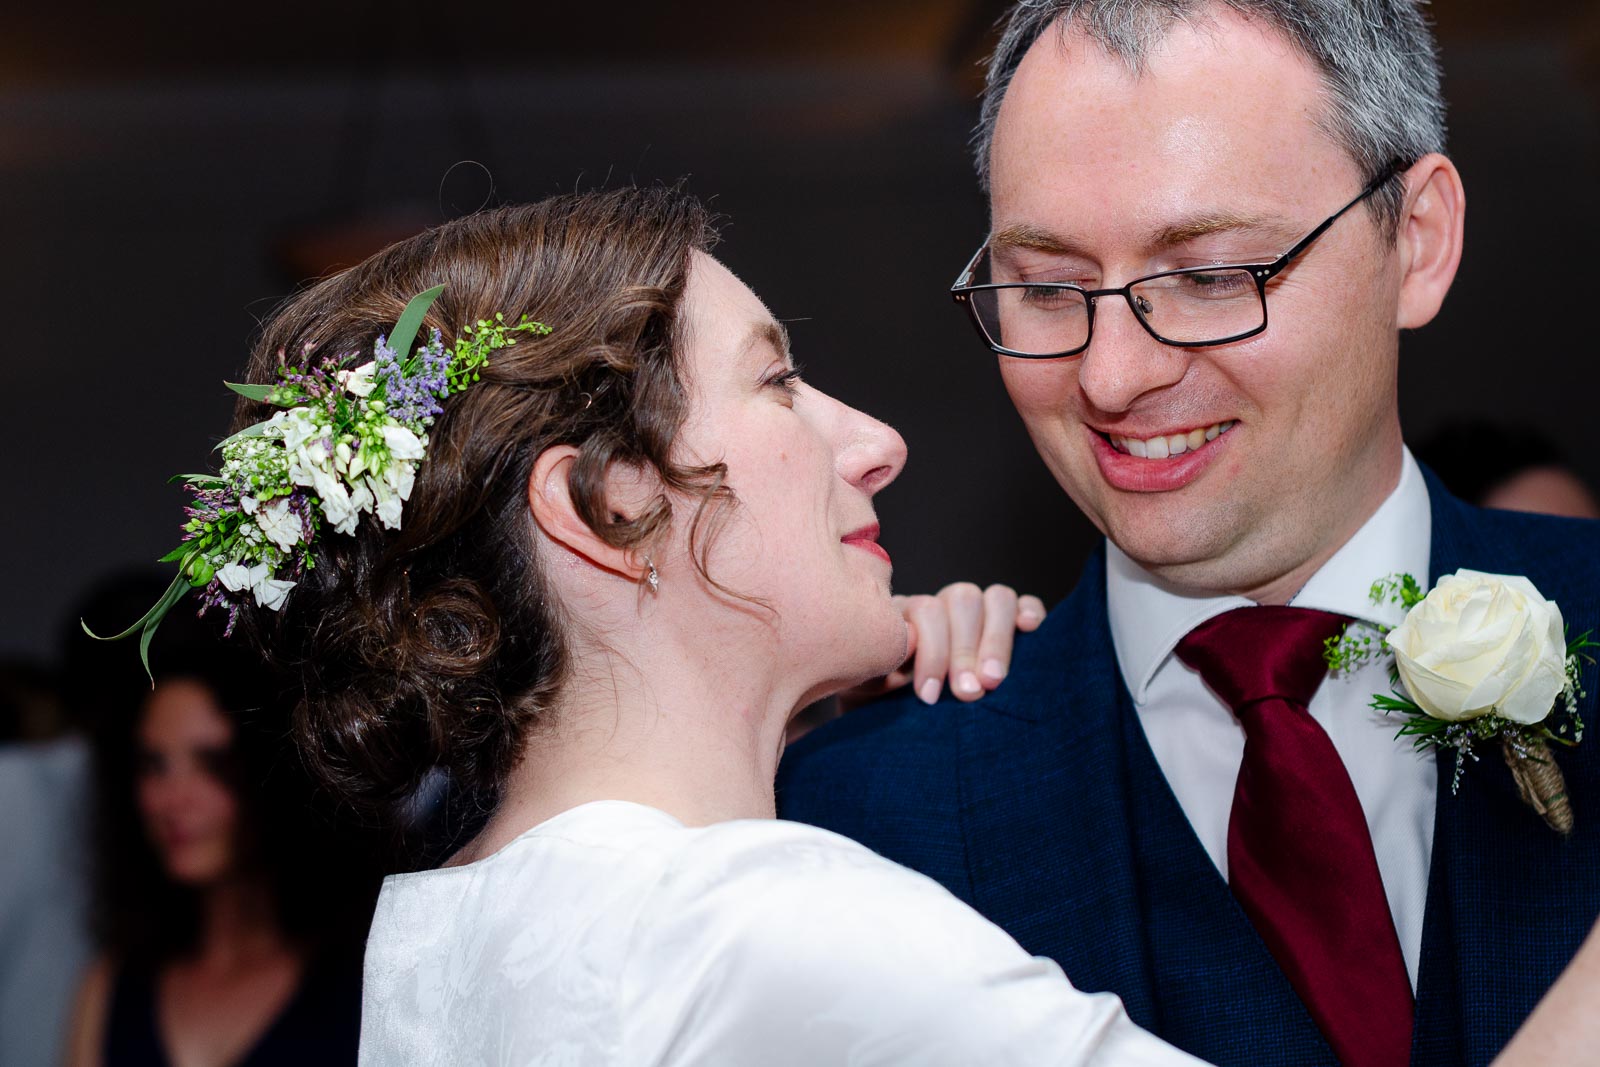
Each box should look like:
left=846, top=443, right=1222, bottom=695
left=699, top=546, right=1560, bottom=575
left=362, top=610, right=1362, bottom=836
left=1088, top=418, right=1238, bottom=492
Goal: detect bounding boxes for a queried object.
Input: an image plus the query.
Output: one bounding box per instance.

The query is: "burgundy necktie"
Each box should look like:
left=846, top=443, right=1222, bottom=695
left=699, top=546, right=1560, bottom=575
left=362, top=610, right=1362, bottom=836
left=1175, top=606, right=1413, bottom=1067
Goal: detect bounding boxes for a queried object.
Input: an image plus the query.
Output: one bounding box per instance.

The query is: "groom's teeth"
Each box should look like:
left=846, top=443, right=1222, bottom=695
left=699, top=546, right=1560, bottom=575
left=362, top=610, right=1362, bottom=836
left=1110, top=421, right=1235, bottom=459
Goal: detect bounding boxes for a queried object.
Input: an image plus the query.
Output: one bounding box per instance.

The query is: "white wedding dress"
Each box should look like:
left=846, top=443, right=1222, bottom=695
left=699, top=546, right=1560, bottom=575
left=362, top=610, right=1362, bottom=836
left=360, top=800, right=1200, bottom=1066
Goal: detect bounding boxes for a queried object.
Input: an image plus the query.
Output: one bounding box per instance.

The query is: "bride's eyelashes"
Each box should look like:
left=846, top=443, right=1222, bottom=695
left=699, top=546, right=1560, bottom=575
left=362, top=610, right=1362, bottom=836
left=763, top=365, right=804, bottom=399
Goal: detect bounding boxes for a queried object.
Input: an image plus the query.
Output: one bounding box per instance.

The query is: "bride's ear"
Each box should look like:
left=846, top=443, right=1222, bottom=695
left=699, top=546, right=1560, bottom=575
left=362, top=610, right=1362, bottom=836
left=527, top=445, right=656, bottom=581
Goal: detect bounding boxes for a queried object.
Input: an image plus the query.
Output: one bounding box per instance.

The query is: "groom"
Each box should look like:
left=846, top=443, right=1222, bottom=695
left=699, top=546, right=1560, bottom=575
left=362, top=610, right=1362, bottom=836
left=779, top=2, right=1600, bottom=1065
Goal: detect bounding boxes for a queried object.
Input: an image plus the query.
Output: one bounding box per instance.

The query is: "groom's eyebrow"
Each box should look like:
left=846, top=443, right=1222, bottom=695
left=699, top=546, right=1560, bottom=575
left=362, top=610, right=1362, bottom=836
left=991, top=223, right=1093, bottom=259
left=993, top=213, right=1296, bottom=259
left=1153, top=210, right=1294, bottom=248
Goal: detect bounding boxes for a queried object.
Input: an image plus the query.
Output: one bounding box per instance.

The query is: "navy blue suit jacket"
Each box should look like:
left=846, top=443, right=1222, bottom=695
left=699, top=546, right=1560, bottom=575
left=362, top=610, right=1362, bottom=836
left=778, top=472, right=1600, bottom=1066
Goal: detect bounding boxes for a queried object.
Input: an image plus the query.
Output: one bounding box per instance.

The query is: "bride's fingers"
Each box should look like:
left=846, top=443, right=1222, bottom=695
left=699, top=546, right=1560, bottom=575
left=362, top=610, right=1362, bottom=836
left=1017, top=594, right=1046, bottom=631
left=902, top=595, right=951, bottom=705
left=976, top=584, right=1021, bottom=690
left=938, top=582, right=988, bottom=702
left=841, top=587, right=1043, bottom=713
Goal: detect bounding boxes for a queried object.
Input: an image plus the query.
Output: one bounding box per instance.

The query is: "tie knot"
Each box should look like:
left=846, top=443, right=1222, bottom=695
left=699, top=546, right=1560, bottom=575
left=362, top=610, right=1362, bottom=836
left=1175, top=606, right=1349, bottom=712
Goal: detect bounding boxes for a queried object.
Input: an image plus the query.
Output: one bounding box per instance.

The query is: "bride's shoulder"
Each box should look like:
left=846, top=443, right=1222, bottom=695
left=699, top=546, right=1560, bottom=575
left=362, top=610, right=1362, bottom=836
left=668, top=816, right=940, bottom=898
left=617, top=818, right=1092, bottom=1064
left=638, top=816, right=1018, bottom=966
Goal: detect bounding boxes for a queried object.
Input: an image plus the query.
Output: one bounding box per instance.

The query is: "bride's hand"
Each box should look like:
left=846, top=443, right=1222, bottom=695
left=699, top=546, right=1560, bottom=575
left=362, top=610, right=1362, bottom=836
left=841, top=583, right=1045, bottom=711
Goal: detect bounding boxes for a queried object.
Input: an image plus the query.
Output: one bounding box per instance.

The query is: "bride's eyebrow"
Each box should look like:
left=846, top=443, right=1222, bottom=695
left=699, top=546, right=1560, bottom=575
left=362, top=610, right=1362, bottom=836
left=744, top=319, right=794, bottom=365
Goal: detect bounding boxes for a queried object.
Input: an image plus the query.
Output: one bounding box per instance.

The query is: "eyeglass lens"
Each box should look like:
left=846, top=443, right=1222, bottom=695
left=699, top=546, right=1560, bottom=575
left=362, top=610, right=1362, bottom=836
left=968, top=260, right=1265, bottom=356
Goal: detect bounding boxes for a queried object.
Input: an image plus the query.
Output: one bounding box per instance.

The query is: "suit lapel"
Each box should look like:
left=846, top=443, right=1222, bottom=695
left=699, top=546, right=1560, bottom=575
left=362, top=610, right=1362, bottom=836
left=1412, top=470, right=1600, bottom=1065
left=955, top=548, right=1159, bottom=1024
left=958, top=549, right=1335, bottom=1063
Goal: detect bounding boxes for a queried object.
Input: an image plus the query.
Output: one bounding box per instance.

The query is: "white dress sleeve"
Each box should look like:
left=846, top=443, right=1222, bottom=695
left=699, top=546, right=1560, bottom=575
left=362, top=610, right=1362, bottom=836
left=618, top=820, right=1206, bottom=1067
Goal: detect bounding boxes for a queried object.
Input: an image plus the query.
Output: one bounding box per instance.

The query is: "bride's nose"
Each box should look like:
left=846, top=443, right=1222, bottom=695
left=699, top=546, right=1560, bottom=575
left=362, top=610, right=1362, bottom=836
left=836, top=404, right=907, bottom=497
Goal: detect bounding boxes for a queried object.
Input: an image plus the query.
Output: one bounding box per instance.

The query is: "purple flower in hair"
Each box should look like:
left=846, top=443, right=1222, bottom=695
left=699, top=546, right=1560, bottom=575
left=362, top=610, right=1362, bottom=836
left=375, top=328, right=451, bottom=428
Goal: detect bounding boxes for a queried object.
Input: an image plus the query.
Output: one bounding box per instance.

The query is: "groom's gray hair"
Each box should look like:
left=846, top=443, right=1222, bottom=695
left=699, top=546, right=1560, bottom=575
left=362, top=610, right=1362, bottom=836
left=973, top=0, right=1447, bottom=235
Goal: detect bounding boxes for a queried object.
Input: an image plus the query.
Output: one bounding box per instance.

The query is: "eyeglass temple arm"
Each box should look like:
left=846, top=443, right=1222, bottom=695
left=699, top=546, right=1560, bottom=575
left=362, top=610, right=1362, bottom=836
left=1263, top=160, right=1409, bottom=277
left=951, top=243, right=988, bottom=293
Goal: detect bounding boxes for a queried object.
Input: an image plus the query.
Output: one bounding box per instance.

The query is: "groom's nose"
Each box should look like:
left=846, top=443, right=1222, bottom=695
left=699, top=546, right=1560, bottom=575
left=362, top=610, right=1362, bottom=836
left=1075, top=302, right=1191, bottom=414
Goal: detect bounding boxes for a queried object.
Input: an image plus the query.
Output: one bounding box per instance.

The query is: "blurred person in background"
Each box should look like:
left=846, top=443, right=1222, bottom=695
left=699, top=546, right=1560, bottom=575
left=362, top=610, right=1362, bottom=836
left=0, top=573, right=163, bottom=1067
left=0, top=659, right=90, bottom=1067
left=1414, top=420, right=1600, bottom=520
left=65, top=593, right=375, bottom=1067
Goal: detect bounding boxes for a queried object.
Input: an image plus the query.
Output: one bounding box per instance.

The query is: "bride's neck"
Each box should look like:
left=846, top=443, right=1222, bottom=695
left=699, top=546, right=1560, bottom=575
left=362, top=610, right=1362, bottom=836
left=455, top=622, right=801, bottom=862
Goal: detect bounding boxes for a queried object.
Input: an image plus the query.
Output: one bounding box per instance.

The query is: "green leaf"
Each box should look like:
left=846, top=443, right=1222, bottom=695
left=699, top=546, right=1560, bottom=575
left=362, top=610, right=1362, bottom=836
left=388, top=284, right=446, bottom=369
left=215, top=420, right=272, bottom=451
left=136, top=575, right=193, bottom=682
left=224, top=381, right=279, bottom=402
left=81, top=565, right=195, bottom=683
left=80, top=566, right=190, bottom=643
left=158, top=544, right=192, bottom=563
left=168, top=473, right=224, bottom=486
left=1396, top=718, right=1446, bottom=736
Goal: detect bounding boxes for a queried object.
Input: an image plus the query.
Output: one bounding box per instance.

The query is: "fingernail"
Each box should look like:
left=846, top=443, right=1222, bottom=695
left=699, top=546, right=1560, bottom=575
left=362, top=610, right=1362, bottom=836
left=1020, top=609, right=1044, bottom=624
left=955, top=671, right=981, bottom=696
left=918, top=678, right=942, bottom=705
left=981, top=659, right=1006, bottom=683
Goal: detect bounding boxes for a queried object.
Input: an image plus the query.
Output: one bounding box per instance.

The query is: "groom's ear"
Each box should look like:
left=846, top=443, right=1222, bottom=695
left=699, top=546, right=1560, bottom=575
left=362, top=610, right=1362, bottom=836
left=527, top=445, right=656, bottom=581
left=1395, top=152, right=1465, bottom=330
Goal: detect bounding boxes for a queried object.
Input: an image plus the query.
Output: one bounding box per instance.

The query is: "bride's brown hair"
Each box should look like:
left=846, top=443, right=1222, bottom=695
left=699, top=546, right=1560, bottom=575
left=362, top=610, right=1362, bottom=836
left=231, top=188, right=722, bottom=832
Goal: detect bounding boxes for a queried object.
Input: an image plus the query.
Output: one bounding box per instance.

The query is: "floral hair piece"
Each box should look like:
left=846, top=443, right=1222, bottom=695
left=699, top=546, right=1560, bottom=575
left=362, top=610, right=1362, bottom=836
left=86, top=285, right=550, bottom=676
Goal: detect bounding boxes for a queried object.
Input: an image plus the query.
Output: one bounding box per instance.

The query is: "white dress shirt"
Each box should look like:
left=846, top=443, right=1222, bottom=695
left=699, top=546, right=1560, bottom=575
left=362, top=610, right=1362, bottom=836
left=361, top=800, right=1201, bottom=1066
left=1107, top=448, right=1436, bottom=989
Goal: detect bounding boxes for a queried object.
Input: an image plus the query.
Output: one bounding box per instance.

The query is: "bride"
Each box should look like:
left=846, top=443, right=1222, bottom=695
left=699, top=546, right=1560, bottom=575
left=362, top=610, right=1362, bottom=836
left=122, top=186, right=1598, bottom=1065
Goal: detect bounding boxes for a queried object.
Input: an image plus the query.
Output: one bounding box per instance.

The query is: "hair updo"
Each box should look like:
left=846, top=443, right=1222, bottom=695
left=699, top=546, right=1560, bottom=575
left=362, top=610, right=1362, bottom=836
left=232, top=188, right=721, bottom=836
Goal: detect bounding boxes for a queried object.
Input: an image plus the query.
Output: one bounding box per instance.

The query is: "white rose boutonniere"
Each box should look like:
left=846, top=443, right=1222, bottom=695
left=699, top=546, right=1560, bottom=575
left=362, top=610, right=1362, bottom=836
left=1325, top=571, right=1596, bottom=834
left=1388, top=571, right=1569, bottom=725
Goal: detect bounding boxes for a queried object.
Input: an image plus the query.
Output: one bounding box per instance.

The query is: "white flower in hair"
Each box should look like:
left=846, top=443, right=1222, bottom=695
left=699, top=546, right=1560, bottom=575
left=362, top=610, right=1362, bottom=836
left=389, top=460, right=417, bottom=502
left=339, top=360, right=378, bottom=397
left=85, top=286, right=551, bottom=681
left=381, top=423, right=426, bottom=461
left=255, top=497, right=303, bottom=552
left=320, top=478, right=360, bottom=536
left=253, top=576, right=296, bottom=611
left=369, top=476, right=404, bottom=530
left=215, top=561, right=259, bottom=595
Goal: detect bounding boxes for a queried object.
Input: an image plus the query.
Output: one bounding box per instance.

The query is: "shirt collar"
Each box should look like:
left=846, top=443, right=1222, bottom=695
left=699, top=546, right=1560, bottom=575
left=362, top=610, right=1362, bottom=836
left=1107, top=448, right=1432, bottom=704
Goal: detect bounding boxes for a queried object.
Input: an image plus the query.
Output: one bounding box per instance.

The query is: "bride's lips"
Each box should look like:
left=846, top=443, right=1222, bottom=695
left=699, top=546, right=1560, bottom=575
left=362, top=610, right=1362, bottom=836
left=842, top=523, right=891, bottom=566
left=1088, top=421, right=1234, bottom=492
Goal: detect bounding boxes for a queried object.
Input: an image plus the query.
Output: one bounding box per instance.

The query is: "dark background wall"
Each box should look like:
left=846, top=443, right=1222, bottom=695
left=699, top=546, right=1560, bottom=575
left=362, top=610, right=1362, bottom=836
left=5, top=1, right=1599, bottom=665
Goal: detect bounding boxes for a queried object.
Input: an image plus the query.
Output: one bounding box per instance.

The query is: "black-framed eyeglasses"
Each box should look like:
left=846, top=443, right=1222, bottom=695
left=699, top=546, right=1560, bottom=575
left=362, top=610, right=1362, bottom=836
left=949, top=162, right=1406, bottom=359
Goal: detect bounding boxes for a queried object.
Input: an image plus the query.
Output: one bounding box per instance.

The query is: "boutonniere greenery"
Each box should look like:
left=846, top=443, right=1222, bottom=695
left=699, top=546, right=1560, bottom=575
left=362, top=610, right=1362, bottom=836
left=1325, top=570, right=1595, bottom=834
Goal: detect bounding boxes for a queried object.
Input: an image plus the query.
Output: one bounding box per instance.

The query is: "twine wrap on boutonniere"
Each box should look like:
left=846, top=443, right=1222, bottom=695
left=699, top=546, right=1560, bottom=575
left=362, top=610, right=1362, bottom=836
left=1325, top=570, right=1596, bottom=834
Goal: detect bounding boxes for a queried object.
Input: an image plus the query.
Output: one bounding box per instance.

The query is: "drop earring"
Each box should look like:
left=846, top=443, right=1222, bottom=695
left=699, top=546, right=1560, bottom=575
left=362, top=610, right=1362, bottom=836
left=643, top=556, right=660, bottom=593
